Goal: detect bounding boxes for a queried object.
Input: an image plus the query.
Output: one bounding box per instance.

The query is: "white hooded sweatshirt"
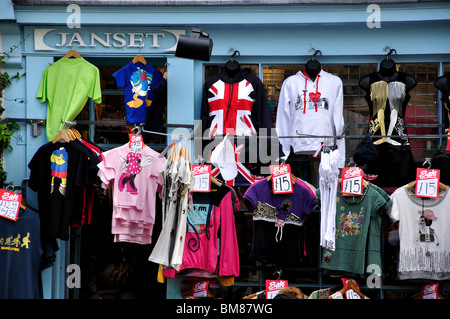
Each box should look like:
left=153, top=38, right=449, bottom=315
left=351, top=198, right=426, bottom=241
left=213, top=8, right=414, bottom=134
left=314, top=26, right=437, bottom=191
left=276, top=70, right=345, bottom=168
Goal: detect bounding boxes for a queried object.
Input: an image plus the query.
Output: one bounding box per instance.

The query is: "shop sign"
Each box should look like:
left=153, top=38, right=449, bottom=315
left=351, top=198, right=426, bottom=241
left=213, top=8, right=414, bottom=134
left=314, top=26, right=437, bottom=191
left=26, top=27, right=185, bottom=53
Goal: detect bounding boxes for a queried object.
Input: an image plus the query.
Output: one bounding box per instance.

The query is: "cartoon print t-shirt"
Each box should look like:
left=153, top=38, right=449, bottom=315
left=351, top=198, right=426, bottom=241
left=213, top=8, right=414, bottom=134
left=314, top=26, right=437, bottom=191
left=113, top=62, right=164, bottom=124
left=389, top=186, right=450, bottom=280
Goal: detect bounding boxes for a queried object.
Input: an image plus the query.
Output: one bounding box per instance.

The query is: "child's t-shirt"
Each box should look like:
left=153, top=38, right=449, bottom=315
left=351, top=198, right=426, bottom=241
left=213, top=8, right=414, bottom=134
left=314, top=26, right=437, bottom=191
left=112, top=62, right=164, bottom=124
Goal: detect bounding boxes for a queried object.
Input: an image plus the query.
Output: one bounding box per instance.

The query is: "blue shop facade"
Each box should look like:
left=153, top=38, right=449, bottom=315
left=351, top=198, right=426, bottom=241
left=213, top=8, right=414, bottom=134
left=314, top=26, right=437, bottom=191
left=1, top=0, right=450, bottom=300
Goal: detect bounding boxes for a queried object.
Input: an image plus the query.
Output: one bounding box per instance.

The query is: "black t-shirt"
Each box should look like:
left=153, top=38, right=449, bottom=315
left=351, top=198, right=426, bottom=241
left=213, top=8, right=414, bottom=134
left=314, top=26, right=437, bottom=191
left=28, top=141, right=91, bottom=240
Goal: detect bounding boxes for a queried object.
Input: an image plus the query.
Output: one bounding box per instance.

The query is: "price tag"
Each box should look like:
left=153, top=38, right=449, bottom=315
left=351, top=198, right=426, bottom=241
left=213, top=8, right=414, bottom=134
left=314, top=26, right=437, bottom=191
left=342, top=278, right=362, bottom=299
left=341, top=167, right=364, bottom=196
left=421, top=283, right=439, bottom=299
left=266, top=280, right=288, bottom=299
left=129, top=134, right=143, bottom=153
left=269, top=164, right=293, bottom=194
left=192, top=281, right=210, bottom=298
left=415, top=168, right=440, bottom=199
left=192, top=165, right=212, bottom=193
left=0, top=189, right=22, bottom=221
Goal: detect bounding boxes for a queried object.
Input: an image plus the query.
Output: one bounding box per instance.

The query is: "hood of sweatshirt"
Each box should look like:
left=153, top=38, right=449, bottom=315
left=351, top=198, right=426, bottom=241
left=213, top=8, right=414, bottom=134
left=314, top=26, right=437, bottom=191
left=218, top=67, right=252, bottom=83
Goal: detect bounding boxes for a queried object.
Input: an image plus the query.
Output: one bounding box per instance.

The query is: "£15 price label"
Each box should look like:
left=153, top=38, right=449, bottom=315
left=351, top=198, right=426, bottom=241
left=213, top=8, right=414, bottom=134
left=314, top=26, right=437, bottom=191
left=192, top=165, right=212, bottom=193
left=341, top=167, right=363, bottom=196
left=270, top=164, right=293, bottom=194
left=415, top=168, right=440, bottom=198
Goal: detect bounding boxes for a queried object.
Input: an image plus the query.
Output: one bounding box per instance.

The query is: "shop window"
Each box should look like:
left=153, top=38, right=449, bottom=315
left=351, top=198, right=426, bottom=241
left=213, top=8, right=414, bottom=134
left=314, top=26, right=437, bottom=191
left=74, top=57, right=167, bottom=150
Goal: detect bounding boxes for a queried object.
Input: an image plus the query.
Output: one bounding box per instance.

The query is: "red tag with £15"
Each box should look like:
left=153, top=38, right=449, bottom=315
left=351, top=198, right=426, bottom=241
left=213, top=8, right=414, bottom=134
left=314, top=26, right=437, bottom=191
left=270, top=164, right=293, bottom=194
left=341, top=167, right=364, bottom=196
left=415, top=168, right=440, bottom=199
left=191, top=165, right=212, bottom=193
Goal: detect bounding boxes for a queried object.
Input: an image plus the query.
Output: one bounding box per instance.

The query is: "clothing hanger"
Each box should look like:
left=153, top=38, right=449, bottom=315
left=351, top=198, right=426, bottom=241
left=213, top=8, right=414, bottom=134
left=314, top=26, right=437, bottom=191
left=52, top=129, right=73, bottom=143
left=338, top=280, right=366, bottom=299
left=338, top=177, right=369, bottom=188
left=266, top=174, right=297, bottom=185
left=406, top=180, right=448, bottom=196
left=305, top=48, right=322, bottom=80
left=132, top=54, right=147, bottom=65
left=225, top=50, right=241, bottom=78
left=64, top=49, right=81, bottom=58
left=20, top=197, right=28, bottom=210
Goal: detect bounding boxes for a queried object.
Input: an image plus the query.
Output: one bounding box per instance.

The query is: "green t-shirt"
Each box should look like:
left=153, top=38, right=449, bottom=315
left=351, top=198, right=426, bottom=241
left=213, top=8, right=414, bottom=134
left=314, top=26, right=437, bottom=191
left=316, top=184, right=390, bottom=276
left=37, top=57, right=102, bottom=141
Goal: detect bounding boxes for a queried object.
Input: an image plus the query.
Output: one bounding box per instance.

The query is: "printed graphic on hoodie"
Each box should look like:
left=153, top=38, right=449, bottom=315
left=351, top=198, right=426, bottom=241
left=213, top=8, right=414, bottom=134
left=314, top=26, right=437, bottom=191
left=118, top=151, right=154, bottom=195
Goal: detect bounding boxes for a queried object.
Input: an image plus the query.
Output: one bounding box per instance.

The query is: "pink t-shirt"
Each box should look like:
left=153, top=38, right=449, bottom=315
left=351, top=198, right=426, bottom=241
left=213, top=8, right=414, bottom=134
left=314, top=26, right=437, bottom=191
left=97, top=143, right=165, bottom=244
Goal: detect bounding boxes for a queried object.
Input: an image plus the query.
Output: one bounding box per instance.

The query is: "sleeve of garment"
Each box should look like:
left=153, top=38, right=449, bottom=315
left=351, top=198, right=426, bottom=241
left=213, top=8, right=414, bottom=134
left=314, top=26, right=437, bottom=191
left=301, top=188, right=318, bottom=218
left=150, top=155, right=166, bottom=196
left=332, top=78, right=346, bottom=168
left=218, top=192, right=240, bottom=277
left=112, top=66, right=126, bottom=88
left=200, top=81, right=212, bottom=137
left=387, top=189, right=401, bottom=222
left=249, top=77, right=273, bottom=132
left=96, top=149, right=117, bottom=187
left=275, top=79, right=292, bottom=160
left=28, top=148, right=42, bottom=192
left=243, top=182, right=259, bottom=210
left=36, top=66, right=49, bottom=103
left=89, top=66, right=102, bottom=104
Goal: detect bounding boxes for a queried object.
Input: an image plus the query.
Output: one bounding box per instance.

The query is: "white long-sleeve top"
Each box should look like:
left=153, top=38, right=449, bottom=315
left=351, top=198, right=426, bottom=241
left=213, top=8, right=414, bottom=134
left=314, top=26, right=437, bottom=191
left=276, top=70, right=346, bottom=167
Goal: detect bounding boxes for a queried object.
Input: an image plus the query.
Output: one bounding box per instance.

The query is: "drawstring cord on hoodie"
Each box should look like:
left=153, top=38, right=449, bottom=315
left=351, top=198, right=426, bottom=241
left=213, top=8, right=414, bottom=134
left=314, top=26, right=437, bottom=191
left=303, top=74, right=321, bottom=114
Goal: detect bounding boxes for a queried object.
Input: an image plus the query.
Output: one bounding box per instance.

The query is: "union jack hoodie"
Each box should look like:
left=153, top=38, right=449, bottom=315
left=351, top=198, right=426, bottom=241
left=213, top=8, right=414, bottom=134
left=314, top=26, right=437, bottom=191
left=201, top=68, right=274, bottom=137
left=201, top=68, right=283, bottom=172
left=275, top=70, right=346, bottom=167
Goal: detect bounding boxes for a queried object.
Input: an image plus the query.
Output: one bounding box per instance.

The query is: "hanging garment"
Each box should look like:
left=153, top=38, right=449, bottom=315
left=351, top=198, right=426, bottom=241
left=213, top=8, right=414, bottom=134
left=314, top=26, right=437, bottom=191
left=243, top=177, right=316, bottom=265
left=113, top=61, right=164, bottom=124
left=37, top=57, right=102, bottom=141
left=97, top=143, right=166, bottom=244
left=389, top=185, right=450, bottom=280
left=276, top=70, right=346, bottom=167
left=0, top=207, right=57, bottom=299
left=318, top=148, right=340, bottom=251
left=28, top=140, right=98, bottom=240
left=162, top=184, right=240, bottom=279
left=149, top=155, right=193, bottom=271
left=366, top=73, right=411, bottom=146
left=201, top=68, right=282, bottom=180
left=364, top=73, right=417, bottom=187
left=143, top=78, right=167, bottom=141
left=316, top=183, right=391, bottom=277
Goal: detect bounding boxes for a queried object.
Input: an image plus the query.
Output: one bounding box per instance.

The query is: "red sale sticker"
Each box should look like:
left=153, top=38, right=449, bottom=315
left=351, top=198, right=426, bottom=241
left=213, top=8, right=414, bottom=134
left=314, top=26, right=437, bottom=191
left=192, top=165, right=212, bottom=193
left=129, top=134, right=143, bottom=153
left=266, top=280, right=288, bottom=299
left=415, top=168, right=440, bottom=198
left=341, top=167, right=364, bottom=196
left=422, top=283, right=439, bottom=299
left=192, top=281, right=210, bottom=298
left=0, top=189, right=22, bottom=221
left=269, top=164, right=293, bottom=194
